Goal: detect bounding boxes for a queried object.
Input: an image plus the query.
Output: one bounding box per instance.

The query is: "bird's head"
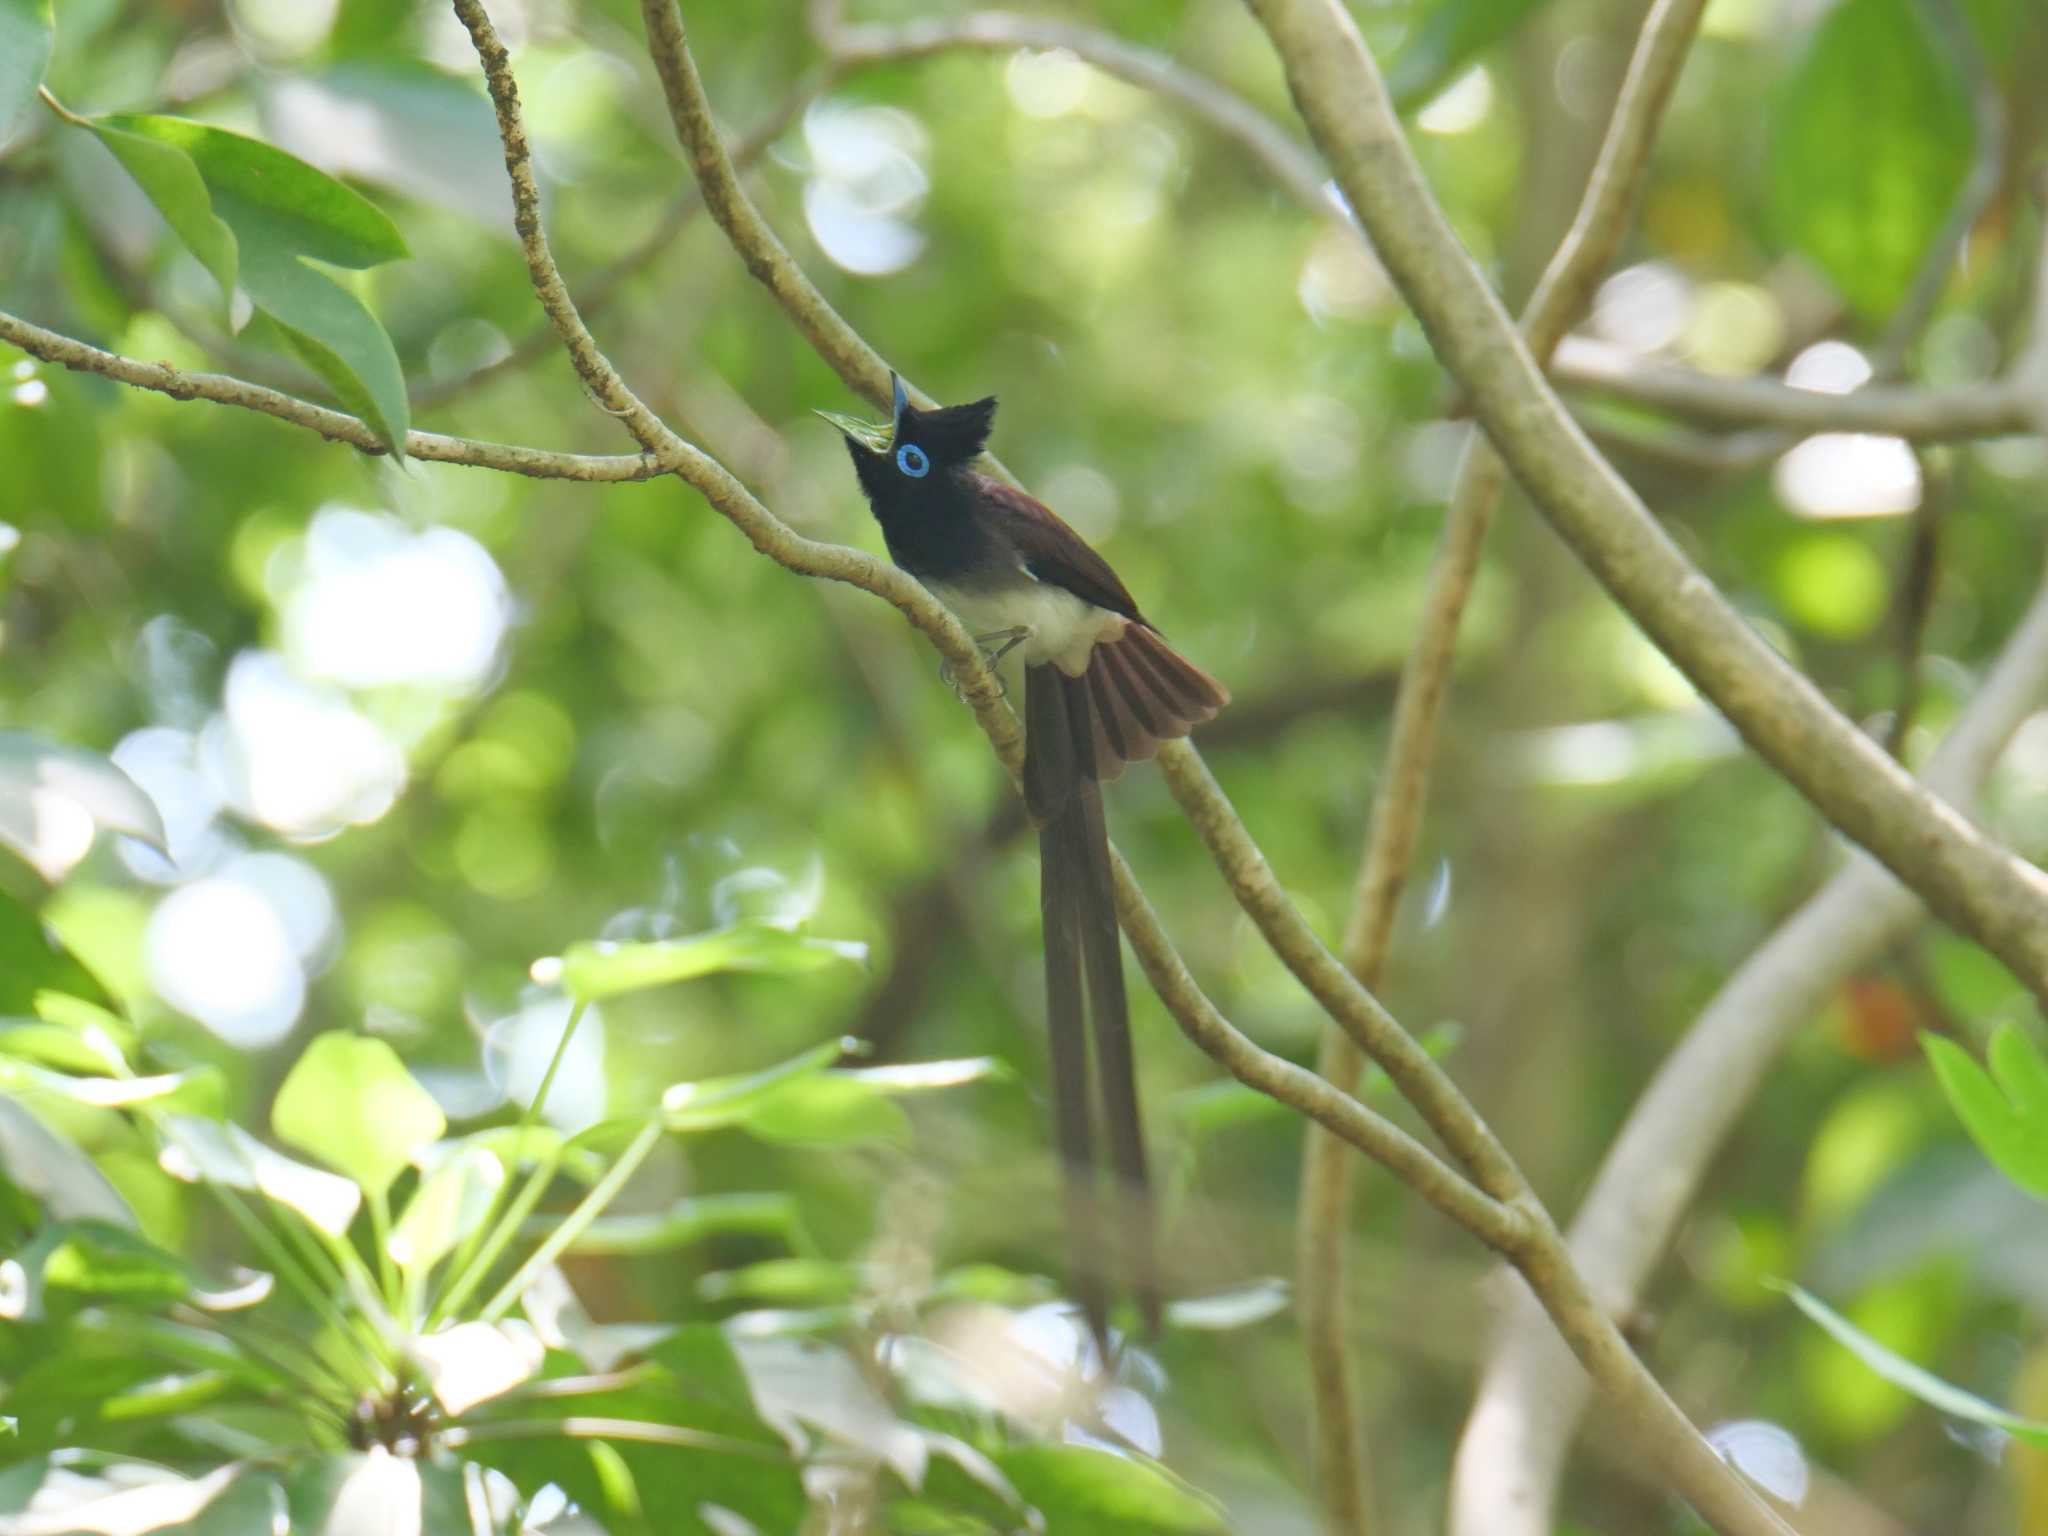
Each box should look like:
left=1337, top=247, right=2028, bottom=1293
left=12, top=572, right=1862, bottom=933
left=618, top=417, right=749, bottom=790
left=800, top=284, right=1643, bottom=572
left=817, top=375, right=998, bottom=509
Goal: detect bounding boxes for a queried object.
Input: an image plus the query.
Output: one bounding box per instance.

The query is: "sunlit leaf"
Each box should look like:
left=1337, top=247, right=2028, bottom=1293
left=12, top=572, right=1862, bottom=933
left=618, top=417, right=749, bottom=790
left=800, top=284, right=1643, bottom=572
left=98, top=1370, right=233, bottom=1422
left=1767, top=0, right=1974, bottom=318
left=0, top=1018, right=124, bottom=1076
left=998, top=1444, right=1227, bottom=1533
left=1165, top=1278, right=1290, bottom=1332
left=4, top=1219, right=194, bottom=1321
left=408, top=1320, right=543, bottom=1414
left=1923, top=1028, right=2048, bottom=1201
left=273, top=1031, right=446, bottom=1197
left=0, top=734, right=166, bottom=883
left=1774, top=1280, right=2048, bottom=1448
left=0, top=1058, right=215, bottom=1111
left=0, top=892, right=116, bottom=1015
left=283, top=1454, right=426, bottom=1536
left=842, top=1057, right=1011, bottom=1092
left=553, top=1192, right=810, bottom=1257
left=735, top=1074, right=911, bottom=1149
left=389, top=1145, right=501, bottom=1277
left=658, top=1037, right=854, bottom=1134
left=0, top=1461, right=245, bottom=1536
left=732, top=1334, right=927, bottom=1482
left=0, top=1094, right=134, bottom=1226
left=0, top=0, right=52, bottom=143
left=158, top=1114, right=362, bottom=1236
left=698, top=1258, right=859, bottom=1306
left=553, top=923, right=868, bottom=1001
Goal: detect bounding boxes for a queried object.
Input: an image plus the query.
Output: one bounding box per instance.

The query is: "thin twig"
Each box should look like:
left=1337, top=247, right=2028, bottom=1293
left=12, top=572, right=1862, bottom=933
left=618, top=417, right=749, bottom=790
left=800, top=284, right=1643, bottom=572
left=1556, top=337, right=2029, bottom=439
left=1297, top=1, right=1711, bottom=1525
left=0, top=310, right=666, bottom=481
left=1108, top=853, right=1525, bottom=1253
left=413, top=69, right=835, bottom=411
left=818, top=9, right=1334, bottom=220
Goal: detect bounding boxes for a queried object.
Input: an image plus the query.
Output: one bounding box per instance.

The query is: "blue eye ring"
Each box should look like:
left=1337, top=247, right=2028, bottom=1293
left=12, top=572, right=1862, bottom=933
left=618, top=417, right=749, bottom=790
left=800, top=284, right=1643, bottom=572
left=896, top=443, right=930, bottom=478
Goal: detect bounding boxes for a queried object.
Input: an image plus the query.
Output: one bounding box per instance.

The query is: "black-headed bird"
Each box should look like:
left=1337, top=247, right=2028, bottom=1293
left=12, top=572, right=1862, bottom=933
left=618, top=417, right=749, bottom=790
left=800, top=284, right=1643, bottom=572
left=821, top=378, right=1229, bottom=1353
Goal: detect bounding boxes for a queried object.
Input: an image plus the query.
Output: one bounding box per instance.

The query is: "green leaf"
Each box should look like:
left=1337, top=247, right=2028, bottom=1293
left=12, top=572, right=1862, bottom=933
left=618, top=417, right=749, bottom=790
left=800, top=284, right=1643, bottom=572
left=0, top=1017, right=125, bottom=1075
left=998, top=1444, right=1228, bottom=1533
left=9, top=1219, right=191, bottom=1319
left=0, top=1057, right=218, bottom=1111
left=698, top=1257, right=859, bottom=1306
left=79, top=120, right=240, bottom=311
left=272, top=1030, right=446, bottom=1197
left=736, top=1073, right=912, bottom=1149
left=1774, top=1280, right=2048, bottom=1448
left=1990, top=1023, right=2048, bottom=1119
left=284, top=1454, right=442, bottom=1536
left=106, top=114, right=406, bottom=269
left=81, top=113, right=410, bottom=452
left=1768, top=0, right=1975, bottom=319
left=1388, top=0, right=1547, bottom=112
left=657, top=1037, right=855, bottom=1134
left=408, top=1319, right=540, bottom=1413
left=0, top=1093, right=134, bottom=1225
left=554, top=921, right=868, bottom=1001
left=159, top=1114, right=362, bottom=1236
left=389, top=1145, right=501, bottom=1278
left=1923, top=1028, right=2048, bottom=1200
left=1165, top=1277, right=1291, bottom=1332
left=0, top=0, right=52, bottom=143
left=241, top=246, right=410, bottom=457
left=0, top=731, right=167, bottom=876
left=0, top=890, right=116, bottom=1014
left=553, top=1192, right=811, bottom=1256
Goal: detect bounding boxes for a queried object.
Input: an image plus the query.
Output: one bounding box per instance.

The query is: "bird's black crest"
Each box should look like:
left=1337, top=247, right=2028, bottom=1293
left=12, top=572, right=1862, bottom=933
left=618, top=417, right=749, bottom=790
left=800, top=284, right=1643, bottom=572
left=898, top=395, right=998, bottom=466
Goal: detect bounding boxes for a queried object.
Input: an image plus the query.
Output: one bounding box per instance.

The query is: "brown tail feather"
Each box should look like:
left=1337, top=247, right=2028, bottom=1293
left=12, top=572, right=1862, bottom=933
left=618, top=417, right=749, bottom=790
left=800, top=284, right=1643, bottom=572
left=1086, top=653, right=1158, bottom=774
left=1122, top=623, right=1230, bottom=719
left=1076, top=623, right=1229, bottom=781
left=1102, top=642, right=1170, bottom=742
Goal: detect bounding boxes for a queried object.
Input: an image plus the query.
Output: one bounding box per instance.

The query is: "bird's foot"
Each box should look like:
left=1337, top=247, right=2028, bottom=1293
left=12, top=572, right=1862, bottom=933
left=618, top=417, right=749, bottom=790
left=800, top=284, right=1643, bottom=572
left=940, top=628, right=1030, bottom=701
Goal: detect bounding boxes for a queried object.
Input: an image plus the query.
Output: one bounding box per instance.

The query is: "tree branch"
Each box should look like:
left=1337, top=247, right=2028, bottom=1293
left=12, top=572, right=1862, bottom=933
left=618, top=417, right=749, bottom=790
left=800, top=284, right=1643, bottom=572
left=816, top=8, right=1335, bottom=222
left=1107, top=851, right=1524, bottom=1254
left=412, top=67, right=835, bottom=411
left=0, top=310, right=667, bottom=482
left=1298, top=0, right=1711, bottom=1525
left=1450, top=551, right=2048, bottom=1535
left=1556, top=337, right=2030, bottom=439
left=1248, top=0, right=2048, bottom=1011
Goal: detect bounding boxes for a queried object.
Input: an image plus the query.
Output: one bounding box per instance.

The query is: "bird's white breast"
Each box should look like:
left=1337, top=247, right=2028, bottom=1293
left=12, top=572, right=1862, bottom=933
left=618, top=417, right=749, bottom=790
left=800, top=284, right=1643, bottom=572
left=926, top=573, right=1126, bottom=676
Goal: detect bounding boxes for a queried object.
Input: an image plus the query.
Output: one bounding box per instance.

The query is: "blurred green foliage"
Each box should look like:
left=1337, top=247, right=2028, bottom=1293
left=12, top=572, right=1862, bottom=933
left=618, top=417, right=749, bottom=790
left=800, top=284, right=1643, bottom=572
left=1, top=0, right=2047, bottom=1529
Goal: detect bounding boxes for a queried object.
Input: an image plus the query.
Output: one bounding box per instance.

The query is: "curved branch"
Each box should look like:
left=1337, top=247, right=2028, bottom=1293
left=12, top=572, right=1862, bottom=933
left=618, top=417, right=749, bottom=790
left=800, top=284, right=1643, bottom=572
left=1107, top=852, right=1524, bottom=1254
left=1450, top=553, right=2048, bottom=1535
left=1556, top=337, right=2029, bottom=439
left=0, top=311, right=666, bottom=482
left=1299, top=0, right=1712, bottom=1524
left=1248, top=0, right=2048, bottom=1007
left=820, top=10, right=1334, bottom=221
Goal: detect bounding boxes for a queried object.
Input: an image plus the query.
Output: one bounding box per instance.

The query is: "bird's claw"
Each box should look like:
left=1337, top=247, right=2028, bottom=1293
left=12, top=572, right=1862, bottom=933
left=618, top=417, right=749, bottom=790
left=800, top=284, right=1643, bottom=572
left=940, top=628, right=1030, bottom=702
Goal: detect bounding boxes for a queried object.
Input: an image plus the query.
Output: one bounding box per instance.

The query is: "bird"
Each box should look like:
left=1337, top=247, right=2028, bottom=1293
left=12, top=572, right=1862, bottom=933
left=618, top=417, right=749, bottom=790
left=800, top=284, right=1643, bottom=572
left=820, top=376, right=1229, bottom=1355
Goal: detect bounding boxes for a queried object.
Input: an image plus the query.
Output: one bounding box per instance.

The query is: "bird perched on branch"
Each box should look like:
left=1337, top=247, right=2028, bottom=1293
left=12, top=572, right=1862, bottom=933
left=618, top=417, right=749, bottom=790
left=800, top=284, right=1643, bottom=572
left=820, top=377, right=1229, bottom=1354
